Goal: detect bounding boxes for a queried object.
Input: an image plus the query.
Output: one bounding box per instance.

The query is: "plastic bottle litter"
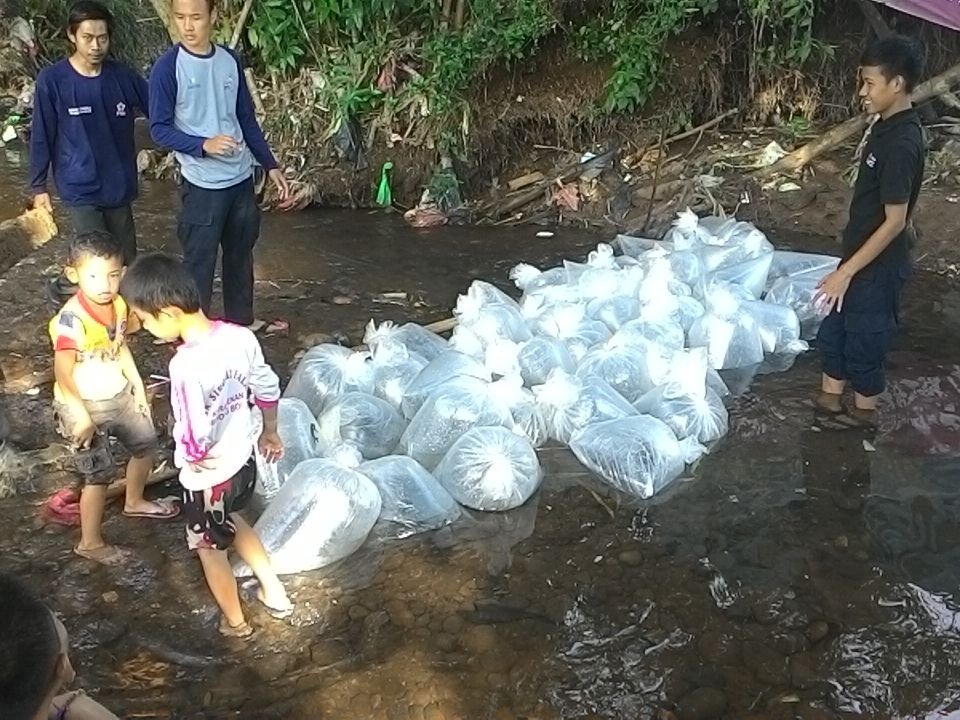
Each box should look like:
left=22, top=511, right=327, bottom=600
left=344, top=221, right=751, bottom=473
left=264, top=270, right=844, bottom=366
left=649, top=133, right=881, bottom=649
left=433, top=426, right=542, bottom=511
left=316, top=392, right=406, bottom=460
left=360, top=455, right=461, bottom=539
left=570, top=415, right=705, bottom=499
left=237, top=457, right=382, bottom=576
left=253, top=398, right=322, bottom=502
left=284, top=344, right=374, bottom=417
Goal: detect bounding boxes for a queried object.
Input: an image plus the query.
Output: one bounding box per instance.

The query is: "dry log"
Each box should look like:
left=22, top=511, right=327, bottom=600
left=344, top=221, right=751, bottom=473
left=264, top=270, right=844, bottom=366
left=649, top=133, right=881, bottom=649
left=0, top=207, right=58, bottom=276
left=507, top=171, right=545, bottom=191
left=756, top=60, right=960, bottom=178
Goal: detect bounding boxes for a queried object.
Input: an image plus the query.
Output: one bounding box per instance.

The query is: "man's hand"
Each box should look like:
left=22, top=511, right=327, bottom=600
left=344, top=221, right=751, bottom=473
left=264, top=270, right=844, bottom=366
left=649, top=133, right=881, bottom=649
left=268, top=168, right=294, bottom=209
left=815, top=267, right=854, bottom=315
left=202, top=135, right=240, bottom=157
left=71, top=412, right=97, bottom=449
left=33, top=192, right=53, bottom=213
left=258, top=430, right=284, bottom=463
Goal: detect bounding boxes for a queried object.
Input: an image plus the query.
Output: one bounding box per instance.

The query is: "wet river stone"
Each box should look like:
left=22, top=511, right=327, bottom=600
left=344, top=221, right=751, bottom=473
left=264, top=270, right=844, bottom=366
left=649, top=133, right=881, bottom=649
left=676, top=687, right=728, bottom=720
left=805, top=620, right=830, bottom=644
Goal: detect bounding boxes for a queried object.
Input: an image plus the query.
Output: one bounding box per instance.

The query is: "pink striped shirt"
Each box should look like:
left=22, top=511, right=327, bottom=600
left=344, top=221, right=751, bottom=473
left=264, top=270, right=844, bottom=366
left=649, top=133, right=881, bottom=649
left=169, top=321, right=280, bottom=491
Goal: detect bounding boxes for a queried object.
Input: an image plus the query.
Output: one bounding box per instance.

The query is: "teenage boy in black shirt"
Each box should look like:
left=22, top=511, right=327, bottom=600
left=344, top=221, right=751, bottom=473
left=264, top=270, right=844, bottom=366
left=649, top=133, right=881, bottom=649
left=814, top=34, right=926, bottom=428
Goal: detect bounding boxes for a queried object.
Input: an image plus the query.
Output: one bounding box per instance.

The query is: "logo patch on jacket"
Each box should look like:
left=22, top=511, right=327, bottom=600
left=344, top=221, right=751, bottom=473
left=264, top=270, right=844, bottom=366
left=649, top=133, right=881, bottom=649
left=865, top=153, right=877, bottom=168
left=116, top=102, right=127, bottom=117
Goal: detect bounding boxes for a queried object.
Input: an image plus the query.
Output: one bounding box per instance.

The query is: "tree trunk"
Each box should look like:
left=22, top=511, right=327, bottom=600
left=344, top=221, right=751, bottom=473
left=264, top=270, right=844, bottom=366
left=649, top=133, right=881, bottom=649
left=149, top=0, right=178, bottom=43
left=756, top=59, right=960, bottom=178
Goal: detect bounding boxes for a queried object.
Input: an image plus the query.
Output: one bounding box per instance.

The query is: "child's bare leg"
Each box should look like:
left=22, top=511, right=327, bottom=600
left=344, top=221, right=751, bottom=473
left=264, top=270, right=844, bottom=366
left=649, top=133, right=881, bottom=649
left=122, top=452, right=159, bottom=514
left=78, top=484, right=108, bottom=551
left=231, top=514, right=290, bottom=611
left=197, top=548, right=246, bottom=627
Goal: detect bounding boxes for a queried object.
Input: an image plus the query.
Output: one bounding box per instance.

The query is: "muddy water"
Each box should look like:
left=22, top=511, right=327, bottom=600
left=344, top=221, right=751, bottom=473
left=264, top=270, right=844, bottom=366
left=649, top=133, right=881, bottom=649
left=3, top=146, right=960, bottom=720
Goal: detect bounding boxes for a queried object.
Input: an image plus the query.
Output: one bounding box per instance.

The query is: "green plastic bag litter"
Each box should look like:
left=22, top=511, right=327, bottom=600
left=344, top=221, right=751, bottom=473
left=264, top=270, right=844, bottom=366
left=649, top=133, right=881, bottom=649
left=376, top=162, right=393, bottom=207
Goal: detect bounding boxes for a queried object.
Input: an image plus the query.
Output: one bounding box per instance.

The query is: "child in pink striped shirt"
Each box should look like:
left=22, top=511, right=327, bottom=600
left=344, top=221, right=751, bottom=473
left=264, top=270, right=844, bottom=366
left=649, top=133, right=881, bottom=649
left=120, top=253, right=291, bottom=638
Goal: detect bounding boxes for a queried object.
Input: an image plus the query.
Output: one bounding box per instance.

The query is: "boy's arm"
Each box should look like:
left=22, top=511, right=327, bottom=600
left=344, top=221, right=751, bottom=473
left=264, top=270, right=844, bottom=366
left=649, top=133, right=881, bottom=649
left=148, top=51, right=205, bottom=157
left=29, top=73, right=57, bottom=201
left=246, top=333, right=283, bottom=460
left=836, top=202, right=909, bottom=278
left=53, top=350, right=95, bottom=446
left=118, top=342, right=148, bottom=413
left=230, top=50, right=278, bottom=171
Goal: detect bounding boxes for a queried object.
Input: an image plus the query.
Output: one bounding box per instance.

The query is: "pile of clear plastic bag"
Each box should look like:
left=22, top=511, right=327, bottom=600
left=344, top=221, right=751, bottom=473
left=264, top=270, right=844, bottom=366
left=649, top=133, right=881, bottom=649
left=249, top=209, right=838, bottom=577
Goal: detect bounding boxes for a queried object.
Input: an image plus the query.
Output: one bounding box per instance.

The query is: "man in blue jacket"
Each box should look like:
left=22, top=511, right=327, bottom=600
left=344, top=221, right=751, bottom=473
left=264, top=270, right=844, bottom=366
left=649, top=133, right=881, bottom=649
left=149, top=0, right=291, bottom=329
left=29, top=1, right=149, bottom=302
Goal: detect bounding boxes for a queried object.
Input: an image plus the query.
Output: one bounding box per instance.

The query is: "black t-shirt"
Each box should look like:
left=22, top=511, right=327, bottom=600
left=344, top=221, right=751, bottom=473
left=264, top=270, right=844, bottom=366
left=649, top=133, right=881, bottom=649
left=843, top=107, right=926, bottom=271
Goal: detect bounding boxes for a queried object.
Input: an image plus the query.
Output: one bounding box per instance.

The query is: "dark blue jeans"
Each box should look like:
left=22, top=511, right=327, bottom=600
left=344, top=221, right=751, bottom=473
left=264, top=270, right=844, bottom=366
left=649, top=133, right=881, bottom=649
left=817, top=262, right=909, bottom=397
left=177, top=177, right=260, bottom=326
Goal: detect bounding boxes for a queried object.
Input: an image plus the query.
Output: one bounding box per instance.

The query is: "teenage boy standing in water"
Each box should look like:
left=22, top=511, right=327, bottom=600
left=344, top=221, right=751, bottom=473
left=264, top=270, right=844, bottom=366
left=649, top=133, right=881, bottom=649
left=29, top=0, right=149, bottom=303
left=814, top=35, right=927, bottom=428
left=149, top=0, right=291, bottom=331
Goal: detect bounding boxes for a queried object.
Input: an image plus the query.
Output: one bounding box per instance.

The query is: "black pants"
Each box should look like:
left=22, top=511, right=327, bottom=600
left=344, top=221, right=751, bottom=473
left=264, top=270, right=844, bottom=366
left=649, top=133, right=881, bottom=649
left=817, top=262, right=909, bottom=397
left=177, top=178, right=260, bottom=326
left=68, top=204, right=137, bottom=265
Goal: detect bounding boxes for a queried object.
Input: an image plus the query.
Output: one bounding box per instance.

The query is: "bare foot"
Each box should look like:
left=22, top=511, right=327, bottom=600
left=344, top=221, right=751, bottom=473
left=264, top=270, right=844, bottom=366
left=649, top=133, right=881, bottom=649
left=74, top=544, right=134, bottom=567
left=122, top=500, right=180, bottom=519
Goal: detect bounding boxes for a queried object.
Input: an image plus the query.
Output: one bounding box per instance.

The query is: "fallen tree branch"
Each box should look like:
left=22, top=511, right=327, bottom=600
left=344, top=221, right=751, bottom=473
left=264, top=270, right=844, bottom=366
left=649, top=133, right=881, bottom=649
left=755, top=60, right=960, bottom=178
left=229, top=0, right=255, bottom=50
left=625, top=108, right=739, bottom=167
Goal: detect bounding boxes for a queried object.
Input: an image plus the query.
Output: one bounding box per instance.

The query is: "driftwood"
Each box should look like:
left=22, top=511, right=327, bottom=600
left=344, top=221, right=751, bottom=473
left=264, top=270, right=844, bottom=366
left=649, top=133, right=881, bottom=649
left=756, top=60, right=960, bottom=178
left=507, top=171, right=545, bottom=191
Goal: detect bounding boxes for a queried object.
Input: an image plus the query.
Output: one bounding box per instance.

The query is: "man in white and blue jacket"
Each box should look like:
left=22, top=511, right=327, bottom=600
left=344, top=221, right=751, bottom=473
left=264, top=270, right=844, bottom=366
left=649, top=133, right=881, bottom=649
left=29, top=1, right=149, bottom=302
left=149, top=0, right=291, bottom=328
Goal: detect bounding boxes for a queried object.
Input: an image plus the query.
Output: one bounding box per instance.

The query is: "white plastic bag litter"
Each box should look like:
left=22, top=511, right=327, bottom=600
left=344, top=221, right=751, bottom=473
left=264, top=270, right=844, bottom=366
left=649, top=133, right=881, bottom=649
left=510, top=262, right=572, bottom=304
left=586, top=295, right=641, bottom=332
left=316, top=392, right=406, bottom=460
left=488, top=375, right=549, bottom=447
left=766, top=250, right=839, bottom=285
left=400, top=376, right=515, bottom=469
left=664, top=208, right=714, bottom=250
left=359, top=455, right=461, bottom=538
left=710, top=253, right=774, bottom=299
left=517, top=336, right=576, bottom=387
left=570, top=415, right=705, bottom=499
left=370, top=344, right=429, bottom=411
left=401, top=350, right=492, bottom=420
left=433, top=426, right=543, bottom=511
left=688, top=284, right=765, bottom=369
left=533, top=369, right=638, bottom=445
left=238, top=456, right=381, bottom=576
left=463, top=279, right=521, bottom=312
left=363, top=320, right=448, bottom=362
left=577, top=338, right=660, bottom=403
left=742, top=300, right=808, bottom=354
left=284, top=344, right=374, bottom=417
left=615, top=317, right=686, bottom=353
left=635, top=384, right=729, bottom=444
left=455, top=292, right=532, bottom=345
left=254, top=398, right=322, bottom=502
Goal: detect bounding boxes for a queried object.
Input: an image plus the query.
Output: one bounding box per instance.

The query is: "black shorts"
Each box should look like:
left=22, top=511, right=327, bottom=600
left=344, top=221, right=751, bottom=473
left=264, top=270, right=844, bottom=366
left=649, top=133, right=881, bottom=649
left=817, top=262, right=909, bottom=397
left=182, top=459, right=255, bottom=551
